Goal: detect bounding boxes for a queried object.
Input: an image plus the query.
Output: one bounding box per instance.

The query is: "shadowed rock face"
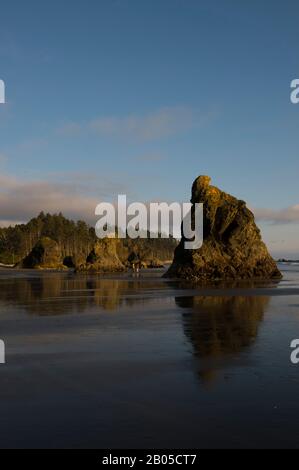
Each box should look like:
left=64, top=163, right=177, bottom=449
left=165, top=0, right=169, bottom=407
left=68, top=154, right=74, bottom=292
left=165, top=176, right=282, bottom=281
left=18, top=237, right=65, bottom=270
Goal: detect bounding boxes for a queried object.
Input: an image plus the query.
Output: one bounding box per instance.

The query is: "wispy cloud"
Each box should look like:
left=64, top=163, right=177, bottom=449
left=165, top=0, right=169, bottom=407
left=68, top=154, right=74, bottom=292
left=90, top=106, right=198, bottom=141
left=57, top=122, right=82, bottom=137
left=254, top=205, right=299, bottom=224
left=58, top=106, right=216, bottom=142
left=0, top=172, right=130, bottom=226
left=0, top=219, right=25, bottom=228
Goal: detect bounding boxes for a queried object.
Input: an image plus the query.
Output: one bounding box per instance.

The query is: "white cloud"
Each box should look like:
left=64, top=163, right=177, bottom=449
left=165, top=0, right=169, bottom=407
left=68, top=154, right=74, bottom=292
left=254, top=205, right=299, bottom=224
left=0, top=220, right=25, bottom=228
left=0, top=172, right=129, bottom=226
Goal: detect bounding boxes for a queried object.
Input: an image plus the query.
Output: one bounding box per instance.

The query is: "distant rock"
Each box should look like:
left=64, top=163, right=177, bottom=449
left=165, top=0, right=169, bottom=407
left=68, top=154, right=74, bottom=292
left=277, top=258, right=299, bottom=264
left=164, top=176, right=282, bottom=281
left=127, top=251, right=164, bottom=270
left=141, top=258, right=165, bottom=269
left=76, top=238, right=125, bottom=273
left=18, top=237, right=65, bottom=270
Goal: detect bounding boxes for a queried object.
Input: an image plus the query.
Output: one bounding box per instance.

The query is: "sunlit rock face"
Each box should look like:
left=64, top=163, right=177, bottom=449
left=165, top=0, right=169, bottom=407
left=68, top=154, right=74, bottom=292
left=165, top=176, right=282, bottom=281
left=76, top=238, right=125, bottom=273
left=18, top=237, right=65, bottom=270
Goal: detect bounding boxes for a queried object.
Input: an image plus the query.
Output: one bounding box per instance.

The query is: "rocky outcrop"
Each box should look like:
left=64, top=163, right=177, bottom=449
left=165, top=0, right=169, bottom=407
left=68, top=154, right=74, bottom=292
left=126, top=251, right=164, bottom=269
left=76, top=237, right=125, bottom=273
left=141, top=258, right=165, bottom=269
left=18, top=237, right=65, bottom=270
left=165, top=176, right=282, bottom=281
left=63, top=253, right=87, bottom=269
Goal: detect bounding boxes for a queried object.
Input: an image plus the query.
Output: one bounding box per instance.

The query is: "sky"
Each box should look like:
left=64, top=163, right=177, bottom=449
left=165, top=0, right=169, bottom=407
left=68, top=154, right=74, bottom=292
left=0, top=0, right=298, bottom=257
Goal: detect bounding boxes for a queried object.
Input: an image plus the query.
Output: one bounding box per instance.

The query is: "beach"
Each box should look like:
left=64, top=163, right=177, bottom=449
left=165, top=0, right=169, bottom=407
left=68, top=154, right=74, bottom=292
left=0, top=264, right=299, bottom=448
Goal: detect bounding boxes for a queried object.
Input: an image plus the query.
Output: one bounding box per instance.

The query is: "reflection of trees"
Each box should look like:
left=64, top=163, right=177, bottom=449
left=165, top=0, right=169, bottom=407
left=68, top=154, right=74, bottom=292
left=89, top=279, right=131, bottom=311
left=0, top=276, right=92, bottom=315
left=0, top=274, right=159, bottom=315
left=176, top=295, right=269, bottom=383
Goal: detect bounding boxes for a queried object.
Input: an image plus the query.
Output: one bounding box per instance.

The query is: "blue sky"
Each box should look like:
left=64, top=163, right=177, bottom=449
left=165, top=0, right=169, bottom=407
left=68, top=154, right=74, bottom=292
left=0, top=0, right=298, bottom=256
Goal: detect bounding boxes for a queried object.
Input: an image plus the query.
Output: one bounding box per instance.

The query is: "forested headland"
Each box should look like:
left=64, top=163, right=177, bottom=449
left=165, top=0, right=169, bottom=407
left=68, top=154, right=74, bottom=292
left=0, top=212, right=178, bottom=268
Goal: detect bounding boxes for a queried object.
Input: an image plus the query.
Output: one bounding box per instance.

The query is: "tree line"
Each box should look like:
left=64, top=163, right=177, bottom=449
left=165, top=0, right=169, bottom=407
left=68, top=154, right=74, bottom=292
left=0, top=212, right=178, bottom=265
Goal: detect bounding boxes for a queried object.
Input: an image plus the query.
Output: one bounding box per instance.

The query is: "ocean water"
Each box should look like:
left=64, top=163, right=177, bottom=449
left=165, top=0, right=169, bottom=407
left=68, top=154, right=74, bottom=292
left=0, top=264, right=299, bottom=449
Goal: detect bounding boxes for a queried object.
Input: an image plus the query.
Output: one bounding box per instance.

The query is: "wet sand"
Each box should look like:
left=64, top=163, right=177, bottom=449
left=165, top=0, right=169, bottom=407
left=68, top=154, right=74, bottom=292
left=0, top=265, right=299, bottom=448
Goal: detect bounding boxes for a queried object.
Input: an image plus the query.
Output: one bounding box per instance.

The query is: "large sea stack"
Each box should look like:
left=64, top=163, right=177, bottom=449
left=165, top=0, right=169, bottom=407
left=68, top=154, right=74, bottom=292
left=165, top=176, right=282, bottom=281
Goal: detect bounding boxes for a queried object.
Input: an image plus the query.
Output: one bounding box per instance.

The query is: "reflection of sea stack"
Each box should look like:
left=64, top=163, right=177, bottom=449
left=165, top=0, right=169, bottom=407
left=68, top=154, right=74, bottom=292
left=177, top=295, right=269, bottom=384
left=177, top=295, right=268, bottom=357
left=165, top=176, right=282, bottom=281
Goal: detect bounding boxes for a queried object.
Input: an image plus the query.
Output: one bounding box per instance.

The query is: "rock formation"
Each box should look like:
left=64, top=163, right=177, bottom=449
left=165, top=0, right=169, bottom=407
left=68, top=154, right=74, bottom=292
left=165, top=176, right=282, bottom=281
left=63, top=253, right=87, bottom=269
left=18, top=237, right=65, bottom=270
left=76, top=237, right=125, bottom=272
left=141, top=258, right=165, bottom=269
